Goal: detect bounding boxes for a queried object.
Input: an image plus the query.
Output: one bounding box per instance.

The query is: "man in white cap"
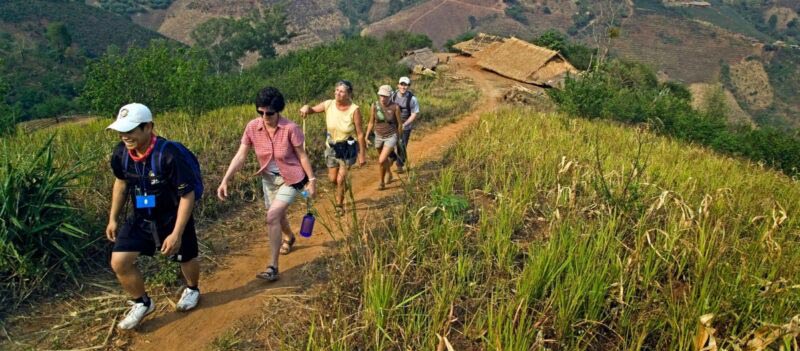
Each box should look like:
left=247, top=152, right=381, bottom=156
left=105, top=103, right=201, bottom=330
left=390, top=76, right=419, bottom=173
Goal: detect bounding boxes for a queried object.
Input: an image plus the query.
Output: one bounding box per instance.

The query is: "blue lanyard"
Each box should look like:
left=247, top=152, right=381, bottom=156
left=133, top=157, right=153, bottom=216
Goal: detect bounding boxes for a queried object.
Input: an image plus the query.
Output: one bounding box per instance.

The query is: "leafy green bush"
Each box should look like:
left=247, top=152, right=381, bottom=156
left=532, top=29, right=595, bottom=70
left=82, top=40, right=238, bottom=116
left=245, top=32, right=431, bottom=102
left=0, top=138, right=92, bottom=313
left=505, top=4, right=528, bottom=25
left=445, top=31, right=475, bottom=53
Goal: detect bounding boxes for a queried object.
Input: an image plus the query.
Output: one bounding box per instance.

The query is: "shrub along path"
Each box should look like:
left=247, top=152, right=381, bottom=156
left=122, top=55, right=523, bottom=350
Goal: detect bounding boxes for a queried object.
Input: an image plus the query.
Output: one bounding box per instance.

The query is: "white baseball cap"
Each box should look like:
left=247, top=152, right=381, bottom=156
left=398, top=76, right=411, bottom=85
left=107, top=103, right=152, bottom=132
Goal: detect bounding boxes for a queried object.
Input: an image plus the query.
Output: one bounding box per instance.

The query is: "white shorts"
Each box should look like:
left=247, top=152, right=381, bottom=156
left=262, top=173, right=299, bottom=208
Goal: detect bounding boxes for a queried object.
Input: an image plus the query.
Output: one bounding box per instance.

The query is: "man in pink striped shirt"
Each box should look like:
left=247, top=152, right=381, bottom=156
left=217, top=87, right=316, bottom=282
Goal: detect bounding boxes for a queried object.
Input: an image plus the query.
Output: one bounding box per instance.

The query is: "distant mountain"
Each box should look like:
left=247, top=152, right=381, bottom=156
left=0, top=0, right=165, bottom=57
left=0, top=0, right=167, bottom=120
left=360, top=0, right=800, bottom=130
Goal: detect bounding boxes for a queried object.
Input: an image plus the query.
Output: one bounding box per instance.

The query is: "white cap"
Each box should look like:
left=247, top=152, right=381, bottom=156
left=107, top=103, right=152, bottom=132
left=398, top=76, right=411, bottom=85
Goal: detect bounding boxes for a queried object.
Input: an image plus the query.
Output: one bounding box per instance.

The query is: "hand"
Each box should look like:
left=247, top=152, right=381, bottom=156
left=304, top=181, right=317, bottom=198
left=366, top=138, right=373, bottom=147
left=299, top=105, right=310, bottom=119
left=161, top=233, right=182, bottom=256
left=105, top=220, right=118, bottom=242
left=217, top=181, right=228, bottom=201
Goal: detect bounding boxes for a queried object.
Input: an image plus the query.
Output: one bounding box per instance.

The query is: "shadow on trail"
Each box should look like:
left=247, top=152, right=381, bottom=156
left=134, top=261, right=311, bottom=334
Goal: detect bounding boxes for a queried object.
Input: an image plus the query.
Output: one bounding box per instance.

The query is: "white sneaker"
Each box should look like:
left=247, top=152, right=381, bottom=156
left=176, top=288, right=200, bottom=311
left=117, top=299, right=155, bottom=330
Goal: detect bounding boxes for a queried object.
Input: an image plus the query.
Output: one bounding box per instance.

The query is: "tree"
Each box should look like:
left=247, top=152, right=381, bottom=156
left=768, top=14, right=778, bottom=31
left=533, top=30, right=567, bottom=52
left=82, top=40, right=223, bottom=115
left=46, top=22, right=71, bottom=61
left=0, top=70, right=17, bottom=137
left=191, top=6, right=290, bottom=72
left=703, top=84, right=729, bottom=122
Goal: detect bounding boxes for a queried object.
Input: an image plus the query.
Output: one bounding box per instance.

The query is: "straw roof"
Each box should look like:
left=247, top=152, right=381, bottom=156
left=476, top=37, right=579, bottom=86
left=452, top=32, right=506, bottom=55
left=472, top=40, right=504, bottom=60
left=398, top=47, right=439, bottom=70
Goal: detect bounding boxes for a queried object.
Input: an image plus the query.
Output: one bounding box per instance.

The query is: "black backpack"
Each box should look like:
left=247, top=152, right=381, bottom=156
left=123, top=139, right=205, bottom=201
left=391, top=90, right=414, bottom=113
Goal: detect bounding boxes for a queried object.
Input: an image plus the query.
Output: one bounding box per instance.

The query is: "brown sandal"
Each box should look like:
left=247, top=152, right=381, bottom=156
left=280, top=235, right=295, bottom=255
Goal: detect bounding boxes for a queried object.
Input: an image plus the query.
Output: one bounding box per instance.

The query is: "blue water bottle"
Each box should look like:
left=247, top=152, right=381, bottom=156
left=300, top=190, right=315, bottom=237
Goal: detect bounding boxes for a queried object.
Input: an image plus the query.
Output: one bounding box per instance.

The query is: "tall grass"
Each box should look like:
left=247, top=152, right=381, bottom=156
left=0, top=138, right=92, bottom=309
left=308, top=107, right=800, bottom=349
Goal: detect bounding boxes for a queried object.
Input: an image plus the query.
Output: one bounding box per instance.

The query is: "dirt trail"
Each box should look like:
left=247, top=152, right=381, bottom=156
left=127, top=55, right=522, bottom=350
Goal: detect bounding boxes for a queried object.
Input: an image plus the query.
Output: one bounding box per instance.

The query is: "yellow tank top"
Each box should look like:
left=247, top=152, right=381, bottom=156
left=324, top=99, right=358, bottom=142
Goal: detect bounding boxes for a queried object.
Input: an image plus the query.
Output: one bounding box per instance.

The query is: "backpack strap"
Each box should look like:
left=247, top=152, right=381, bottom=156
left=151, top=139, right=170, bottom=176
left=123, top=148, right=129, bottom=171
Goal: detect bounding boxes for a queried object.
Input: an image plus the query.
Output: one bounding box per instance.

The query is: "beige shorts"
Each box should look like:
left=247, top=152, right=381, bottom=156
left=262, top=173, right=299, bottom=208
left=374, top=134, right=398, bottom=149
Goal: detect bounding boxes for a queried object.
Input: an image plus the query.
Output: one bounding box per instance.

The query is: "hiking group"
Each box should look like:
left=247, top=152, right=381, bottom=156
left=104, top=77, right=421, bottom=330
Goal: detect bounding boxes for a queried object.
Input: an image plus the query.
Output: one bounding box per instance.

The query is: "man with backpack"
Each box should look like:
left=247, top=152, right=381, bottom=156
left=105, top=103, right=203, bottom=330
left=390, top=76, right=420, bottom=173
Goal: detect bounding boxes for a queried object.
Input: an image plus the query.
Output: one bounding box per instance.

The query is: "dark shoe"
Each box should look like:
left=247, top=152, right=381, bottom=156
left=256, top=265, right=279, bottom=282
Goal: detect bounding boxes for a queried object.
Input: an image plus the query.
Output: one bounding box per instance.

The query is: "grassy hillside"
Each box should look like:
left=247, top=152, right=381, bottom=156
left=304, top=107, right=800, bottom=349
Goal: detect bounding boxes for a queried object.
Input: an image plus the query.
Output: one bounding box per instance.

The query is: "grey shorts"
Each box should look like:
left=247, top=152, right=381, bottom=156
left=324, top=147, right=356, bottom=169
left=374, top=134, right=398, bottom=149
left=262, top=173, right=299, bottom=208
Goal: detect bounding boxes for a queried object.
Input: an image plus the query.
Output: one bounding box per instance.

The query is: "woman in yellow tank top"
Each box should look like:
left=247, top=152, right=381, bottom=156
left=299, top=80, right=366, bottom=216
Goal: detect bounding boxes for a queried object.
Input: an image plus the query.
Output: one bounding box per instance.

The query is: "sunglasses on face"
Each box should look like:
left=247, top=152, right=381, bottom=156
left=257, top=109, right=277, bottom=117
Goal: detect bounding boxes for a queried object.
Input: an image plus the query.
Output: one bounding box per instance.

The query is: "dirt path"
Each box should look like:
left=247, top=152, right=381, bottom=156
left=126, top=55, right=523, bottom=350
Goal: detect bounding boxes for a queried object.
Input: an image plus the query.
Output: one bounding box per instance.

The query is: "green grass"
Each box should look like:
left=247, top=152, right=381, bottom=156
left=307, top=107, right=800, bottom=349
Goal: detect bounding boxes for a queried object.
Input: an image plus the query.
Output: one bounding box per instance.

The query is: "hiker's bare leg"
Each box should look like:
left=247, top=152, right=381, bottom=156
left=280, top=215, right=293, bottom=242
left=379, top=145, right=393, bottom=186
left=266, top=200, right=290, bottom=268
left=327, top=167, right=341, bottom=206
left=336, top=164, right=348, bottom=206
left=111, top=252, right=146, bottom=298
left=180, top=258, right=200, bottom=287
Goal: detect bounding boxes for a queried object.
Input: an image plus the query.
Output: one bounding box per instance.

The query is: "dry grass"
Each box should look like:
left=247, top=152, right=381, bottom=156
left=302, top=106, right=800, bottom=349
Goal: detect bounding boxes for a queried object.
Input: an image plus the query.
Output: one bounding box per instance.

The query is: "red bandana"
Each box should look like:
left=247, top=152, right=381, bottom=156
left=128, top=134, right=157, bottom=163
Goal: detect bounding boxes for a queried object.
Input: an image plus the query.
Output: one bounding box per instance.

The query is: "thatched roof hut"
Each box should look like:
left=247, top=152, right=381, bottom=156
left=476, top=38, right=579, bottom=86
left=452, top=33, right=505, bottom=56
left=398, top=47, right=439, bottom=70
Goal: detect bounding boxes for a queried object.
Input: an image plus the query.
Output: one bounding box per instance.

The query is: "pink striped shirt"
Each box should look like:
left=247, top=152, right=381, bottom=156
left=241, top=116, right=306, bottom=185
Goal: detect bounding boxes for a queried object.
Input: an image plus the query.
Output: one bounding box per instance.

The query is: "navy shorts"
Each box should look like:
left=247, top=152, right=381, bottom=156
left=113, top=216, right=198, bottom=263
